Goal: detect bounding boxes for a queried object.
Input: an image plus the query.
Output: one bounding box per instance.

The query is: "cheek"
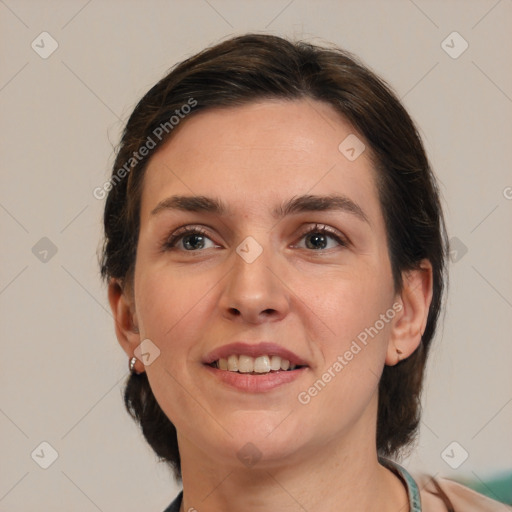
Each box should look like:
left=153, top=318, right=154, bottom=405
left=292, top=267, right=393, bottom=349
left=134, top=270, right=214, bottom=422
left=134, top=264, right=228, bottom=380
left=136, top=266, right=207, bottom=335
left=133, top=271, right=196, bottom=380
left=295, top=280, right=393, bottom=423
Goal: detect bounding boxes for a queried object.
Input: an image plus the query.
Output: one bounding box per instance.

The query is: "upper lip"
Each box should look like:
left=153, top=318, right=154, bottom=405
left=203, top=342, right=309, bottom=367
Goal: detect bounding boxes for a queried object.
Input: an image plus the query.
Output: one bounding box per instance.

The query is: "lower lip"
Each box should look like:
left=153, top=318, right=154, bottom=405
left=203, top=364, right=308, bottom=392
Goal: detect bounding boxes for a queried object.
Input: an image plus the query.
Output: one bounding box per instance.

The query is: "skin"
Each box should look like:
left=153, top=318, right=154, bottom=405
left=109, top=99, right=433, bottom=512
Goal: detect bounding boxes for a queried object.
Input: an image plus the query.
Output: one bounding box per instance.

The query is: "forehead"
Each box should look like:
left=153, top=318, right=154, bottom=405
left=140, top=99, right=381, bottom=223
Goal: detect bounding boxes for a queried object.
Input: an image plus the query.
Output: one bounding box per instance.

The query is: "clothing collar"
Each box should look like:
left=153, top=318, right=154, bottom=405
left=379, top=456, right=422, bottom=511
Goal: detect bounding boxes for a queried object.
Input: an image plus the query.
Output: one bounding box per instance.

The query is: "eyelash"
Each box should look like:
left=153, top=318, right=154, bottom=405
left=161, top=223, right=348, bottom=252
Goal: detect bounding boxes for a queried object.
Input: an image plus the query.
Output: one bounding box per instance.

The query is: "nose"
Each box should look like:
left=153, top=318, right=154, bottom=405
left=218, top=241, right=291, bottom=325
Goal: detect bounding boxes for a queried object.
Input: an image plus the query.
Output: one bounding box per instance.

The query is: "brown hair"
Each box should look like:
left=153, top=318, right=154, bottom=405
left=100, top=33, right=448, bottom=480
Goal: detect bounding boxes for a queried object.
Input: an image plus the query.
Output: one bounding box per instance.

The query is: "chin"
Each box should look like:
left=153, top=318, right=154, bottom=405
left=209, top=412, right=310, bottom=465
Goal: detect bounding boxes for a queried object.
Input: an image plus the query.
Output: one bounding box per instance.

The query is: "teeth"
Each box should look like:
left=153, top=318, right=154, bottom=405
left=227, top=355, right=238, bottom=371
left=214, top=354, right=299, bottom=373
left=254, top=356, right=270, bottom=373
left=238, top=355, right=253, bottom=373
left=270, top=355, right=281, bottom=371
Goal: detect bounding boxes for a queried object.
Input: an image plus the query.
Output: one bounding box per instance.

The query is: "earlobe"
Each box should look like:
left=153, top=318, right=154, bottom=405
left=107, top=278, right=141, bottom=358
left=385, top=260, right=433, bottom=366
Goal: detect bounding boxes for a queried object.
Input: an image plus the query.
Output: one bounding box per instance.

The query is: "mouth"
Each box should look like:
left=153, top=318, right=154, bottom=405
left=202, top=342, right=309, bottom=392
left=207, top=354, right=307, bottom=374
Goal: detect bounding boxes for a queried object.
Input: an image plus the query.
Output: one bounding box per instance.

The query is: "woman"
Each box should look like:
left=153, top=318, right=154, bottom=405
left=100, top=34, right=508, bottom=511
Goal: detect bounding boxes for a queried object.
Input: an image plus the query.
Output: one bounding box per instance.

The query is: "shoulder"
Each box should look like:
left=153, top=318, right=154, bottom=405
left=414, top=472, right=512, bottom=512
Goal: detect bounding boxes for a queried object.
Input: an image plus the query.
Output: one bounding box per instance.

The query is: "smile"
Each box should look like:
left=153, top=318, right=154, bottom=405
left=209, top=354, right=304, bottom=374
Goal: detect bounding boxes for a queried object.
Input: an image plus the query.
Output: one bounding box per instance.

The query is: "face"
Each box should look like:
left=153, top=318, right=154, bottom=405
left=130, top=99, right=399, bottom=469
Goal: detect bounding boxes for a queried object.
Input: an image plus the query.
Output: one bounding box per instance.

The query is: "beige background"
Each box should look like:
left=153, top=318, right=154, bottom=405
left=1, top=0, right=511, bottom=510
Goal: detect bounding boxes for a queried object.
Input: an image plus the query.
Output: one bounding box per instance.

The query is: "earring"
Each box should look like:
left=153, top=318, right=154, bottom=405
left=396, top=348, right=403, bottom=362
left=129, top=356, right=139, bottom=374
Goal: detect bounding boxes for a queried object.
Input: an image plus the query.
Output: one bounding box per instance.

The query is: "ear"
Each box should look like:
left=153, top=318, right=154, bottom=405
left=386, top=259, right=433, bottom=366
left=108, top=278, right=143, bottom=373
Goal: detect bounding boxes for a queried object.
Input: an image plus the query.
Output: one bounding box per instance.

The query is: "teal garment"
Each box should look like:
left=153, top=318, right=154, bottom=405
left=458, top=471, right=512, bottom=505
left=380, top=457, right=422, bottom=512
left=163, top=458, right=422, bottom=511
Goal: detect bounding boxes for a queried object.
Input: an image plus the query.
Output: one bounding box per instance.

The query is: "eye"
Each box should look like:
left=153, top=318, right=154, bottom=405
left=161, top=223, right=348, bottom=253
left=162, top=226, right=219, bottom=252
left=294, top=224, right=348, bottom=251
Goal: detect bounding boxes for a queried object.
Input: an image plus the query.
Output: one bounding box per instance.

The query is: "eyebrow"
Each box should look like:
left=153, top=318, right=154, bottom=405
left=150, top=194, right=369, bottom=224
